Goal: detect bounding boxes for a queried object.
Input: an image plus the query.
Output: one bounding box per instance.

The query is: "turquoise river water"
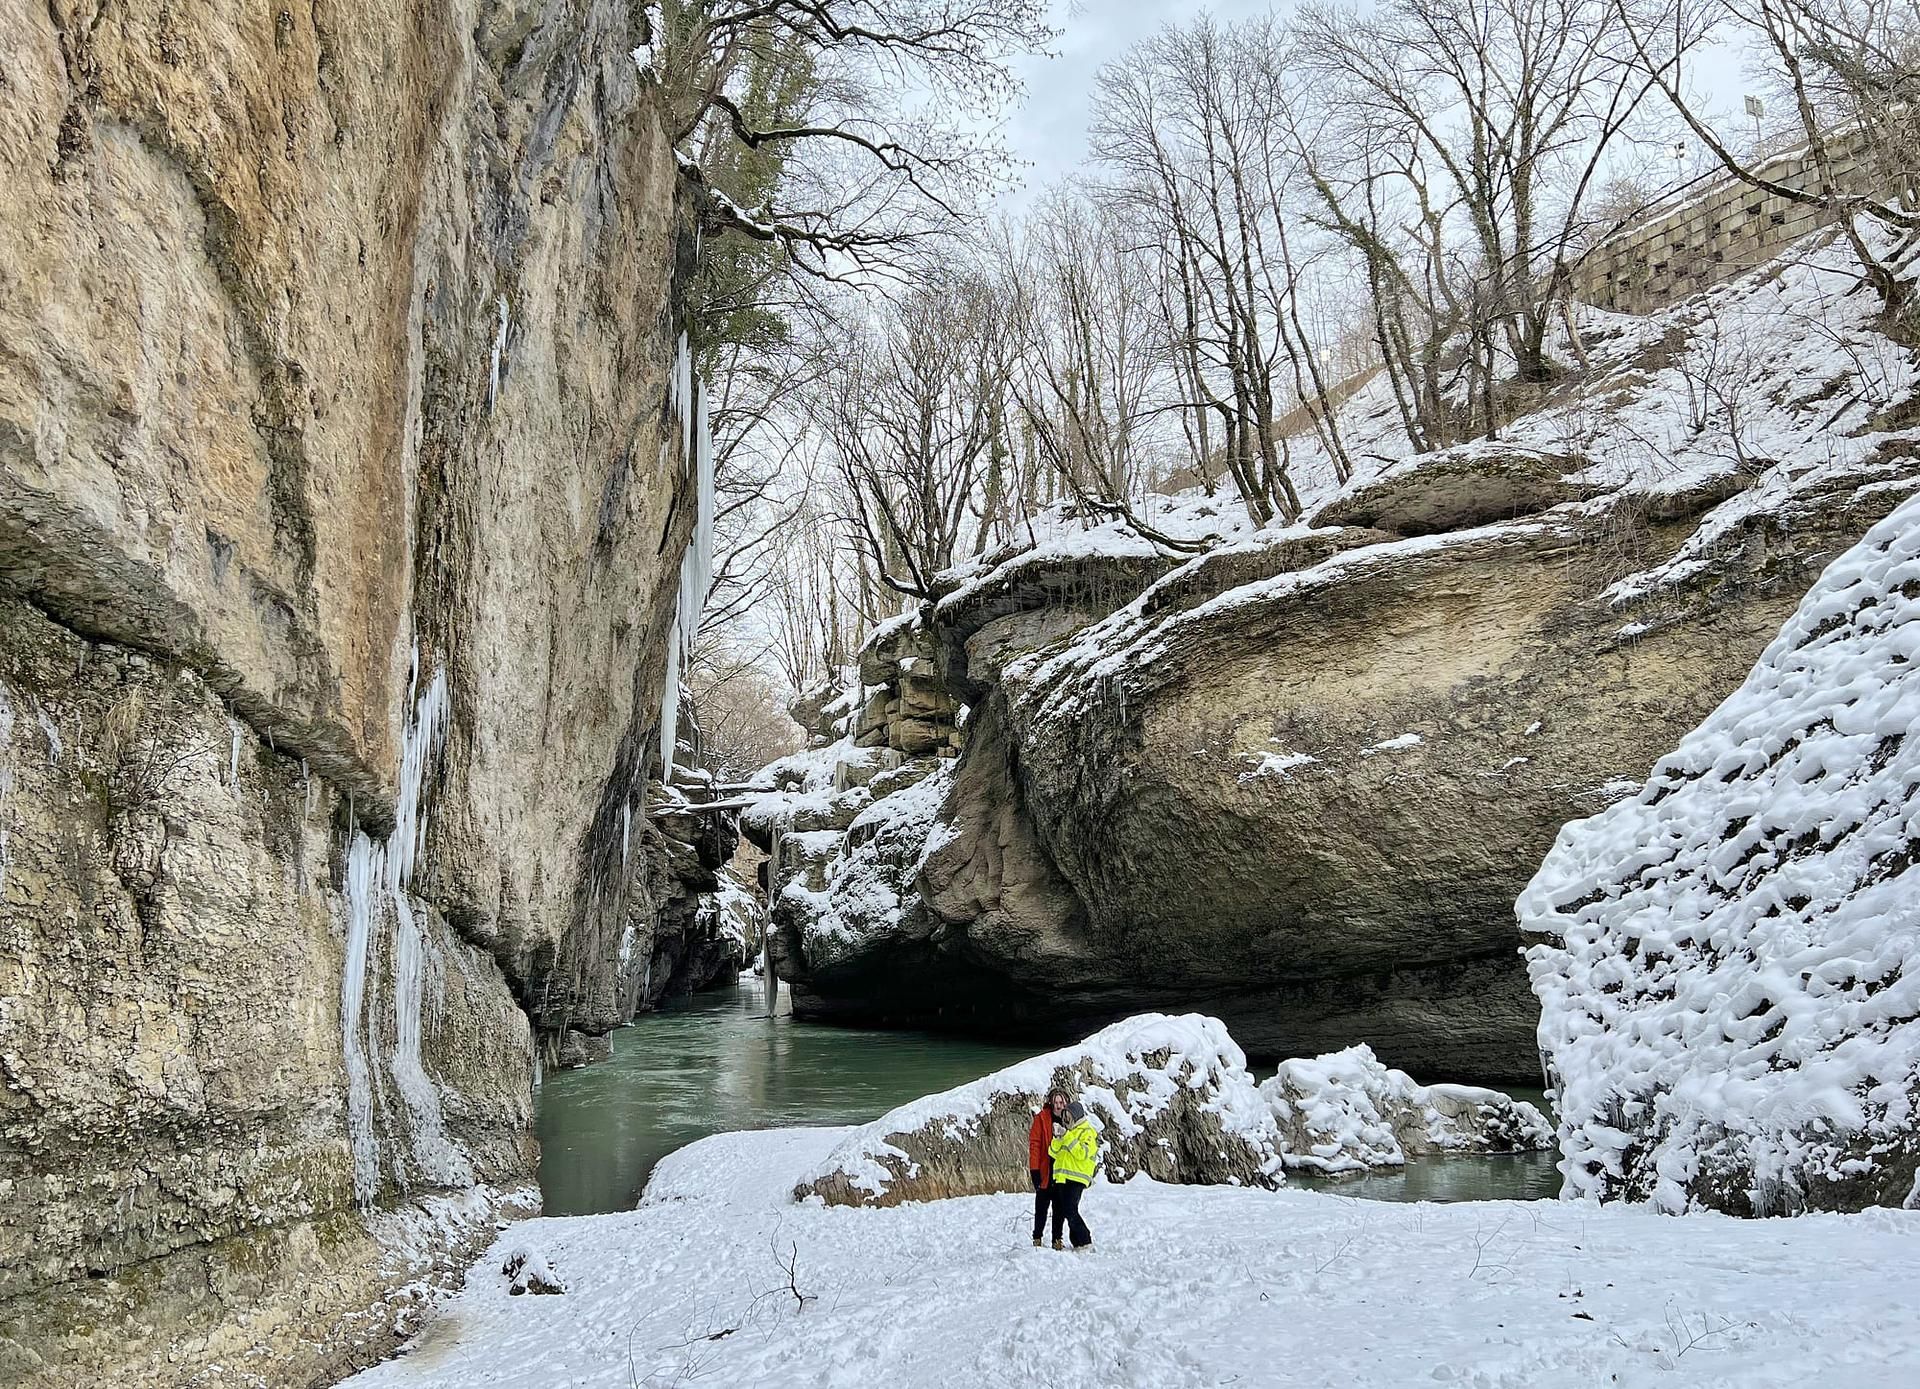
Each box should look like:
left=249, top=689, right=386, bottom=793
left=533, top=978, right=1562, bottom=1215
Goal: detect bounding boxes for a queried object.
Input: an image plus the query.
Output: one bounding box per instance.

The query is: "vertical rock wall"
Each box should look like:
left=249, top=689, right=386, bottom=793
left=0, top=1, right=712, bottom=1382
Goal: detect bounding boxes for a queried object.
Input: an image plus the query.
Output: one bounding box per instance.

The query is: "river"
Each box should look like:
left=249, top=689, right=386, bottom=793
left=533, top=978, right=1562, bottom=1215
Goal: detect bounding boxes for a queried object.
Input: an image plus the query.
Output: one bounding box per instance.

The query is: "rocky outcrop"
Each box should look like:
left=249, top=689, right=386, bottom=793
left=793, top=1014, right=1287, bottom=1206
left=1522, top=490, right=1920, bottom=1216
left=791, top=1014, right=1552, bottom=1207
left=852, top=620, right=962, bottom=756
left=0, top=1, right=711, bottom=1382
left=773, top=462, right=1918, bottom=1084
left=1306, top=446, right=1611, bottom=536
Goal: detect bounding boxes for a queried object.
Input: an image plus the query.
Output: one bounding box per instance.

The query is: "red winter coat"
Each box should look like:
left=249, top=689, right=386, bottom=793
left=1028, top=1108, right=1055, bottom=1183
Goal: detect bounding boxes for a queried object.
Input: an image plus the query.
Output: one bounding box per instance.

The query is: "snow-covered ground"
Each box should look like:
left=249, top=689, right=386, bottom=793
left=344, top=1127, right=1920, bottom=1388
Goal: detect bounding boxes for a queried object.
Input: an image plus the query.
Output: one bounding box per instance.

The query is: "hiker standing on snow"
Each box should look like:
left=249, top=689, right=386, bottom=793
left=1047, top=1099, right=1098, bottom=1251
left=1028, top=1089, right=1069, bottom=1247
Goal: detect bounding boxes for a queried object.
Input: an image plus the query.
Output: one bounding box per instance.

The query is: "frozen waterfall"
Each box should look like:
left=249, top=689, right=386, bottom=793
left=339, top=648, right=474, bottom=1205
left=659, top=331, right=714, bottom=774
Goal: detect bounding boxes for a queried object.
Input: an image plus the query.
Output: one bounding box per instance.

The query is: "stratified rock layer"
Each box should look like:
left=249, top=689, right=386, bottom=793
left=0, top=1, right=711, bottom=1382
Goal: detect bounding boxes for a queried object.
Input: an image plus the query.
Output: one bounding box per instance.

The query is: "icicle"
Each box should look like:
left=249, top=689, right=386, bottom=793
left=337, top=648, right=470, bottom=1205
left=340, top=833, right=381, bottom=1204
left=228, top=718, right=243, bottom=794
left=657, top=367, right=716, bottom=772
left=621, top=799, right=632, bottom=868
left=0, top=682, right=14, bottom=903
left=488, top=295, right=511, bottom=411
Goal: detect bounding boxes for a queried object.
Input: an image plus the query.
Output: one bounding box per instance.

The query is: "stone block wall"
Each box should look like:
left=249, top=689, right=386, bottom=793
left=1575, top=129, right=1890, bottom=312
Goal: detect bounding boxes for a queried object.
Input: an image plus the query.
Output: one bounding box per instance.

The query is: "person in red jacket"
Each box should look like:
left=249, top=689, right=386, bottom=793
left=1028, top=1088, right=1069, bottom=1246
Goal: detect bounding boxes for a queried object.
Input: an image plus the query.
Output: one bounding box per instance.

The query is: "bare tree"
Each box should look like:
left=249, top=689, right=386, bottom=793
left=989, top=192, right=1215, bottom=549
left=684, top=637, right=805, bottom=778
left=809, top=276, right=1010, bottom=599
left=1296, top=0, right=1675, bottom=441
left=1093, top=22, right=1307, bottom=523
left=655, top=0, right=1055, bottom=285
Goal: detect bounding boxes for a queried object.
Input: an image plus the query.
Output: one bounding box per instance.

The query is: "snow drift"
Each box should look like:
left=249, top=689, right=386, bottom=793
left=794, top=1016, right=1552, bottom=1207
left=1522, top=490, right=1920, bottom=1215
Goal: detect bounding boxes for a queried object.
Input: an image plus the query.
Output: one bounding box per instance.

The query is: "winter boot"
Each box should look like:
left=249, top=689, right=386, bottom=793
left=1051, top=1238, right=1065, bottom=1251
left=1031, top=1235, right=1043, bottom=1248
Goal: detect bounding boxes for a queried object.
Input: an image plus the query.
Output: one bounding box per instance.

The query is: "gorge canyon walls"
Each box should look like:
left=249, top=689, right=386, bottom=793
left=0, top=2, right=729, bottom=1382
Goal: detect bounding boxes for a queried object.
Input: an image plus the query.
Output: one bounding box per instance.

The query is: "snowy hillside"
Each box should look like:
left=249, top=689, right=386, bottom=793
left=1522, top=490, right=1920, bottom=1215
left=934, top=223, right=1920, bottom=631
left=340, top=1126, right=1920, bottom=1388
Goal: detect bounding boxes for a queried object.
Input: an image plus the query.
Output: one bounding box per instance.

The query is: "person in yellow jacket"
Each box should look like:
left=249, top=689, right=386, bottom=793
left=1045, top=1099, right=1098, bottom=1251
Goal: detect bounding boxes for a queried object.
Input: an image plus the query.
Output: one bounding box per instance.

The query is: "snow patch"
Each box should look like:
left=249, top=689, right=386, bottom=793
left=1364, top=732, right=1425, bottom=754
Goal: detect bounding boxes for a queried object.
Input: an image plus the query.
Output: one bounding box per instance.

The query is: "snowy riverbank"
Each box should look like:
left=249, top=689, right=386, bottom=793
left=343, top=1127, right=1920, bottom=1388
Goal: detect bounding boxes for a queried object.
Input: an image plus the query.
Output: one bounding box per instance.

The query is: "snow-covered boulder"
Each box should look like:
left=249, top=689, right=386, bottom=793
left=1522, top=490, right=1920, bottom=1215
left=792, top=1014, right=1287, bottom=1207
left=1262, top=1044, right=1553, bottom=1175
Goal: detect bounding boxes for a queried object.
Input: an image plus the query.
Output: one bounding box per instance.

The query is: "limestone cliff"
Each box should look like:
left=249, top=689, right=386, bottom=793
left=0, top=1, right=729, bottom=1383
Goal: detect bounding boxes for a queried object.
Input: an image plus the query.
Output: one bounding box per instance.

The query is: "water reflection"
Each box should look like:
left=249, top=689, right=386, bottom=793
left=533, top=978, right=1035, bottom=1215
left=1291, top=1146, right=1564, bottom=1203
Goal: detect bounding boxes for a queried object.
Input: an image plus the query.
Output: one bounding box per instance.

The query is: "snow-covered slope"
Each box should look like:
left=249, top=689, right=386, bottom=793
left=928, top=222, right=1920, bottom=632
left=1522, top=490, right=1920, bottom=1214
left=341, top=1126, right=1920, bottom=1388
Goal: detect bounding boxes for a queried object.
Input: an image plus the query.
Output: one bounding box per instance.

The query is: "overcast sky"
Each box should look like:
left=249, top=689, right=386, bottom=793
left=994, top=0, right=1759, bottom=209
left=998, top=0, right=1269, bottom=198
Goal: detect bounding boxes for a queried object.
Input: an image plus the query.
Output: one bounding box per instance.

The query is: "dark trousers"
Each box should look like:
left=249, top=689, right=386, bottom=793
left=1031, top=1183, right=1054, bottom=1239
left=1050, top=1180, right=1092, bottom=1247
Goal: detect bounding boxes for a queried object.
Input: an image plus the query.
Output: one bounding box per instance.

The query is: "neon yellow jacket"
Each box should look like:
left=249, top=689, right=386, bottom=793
left=1048, top=1118, right=1099, bottom=1186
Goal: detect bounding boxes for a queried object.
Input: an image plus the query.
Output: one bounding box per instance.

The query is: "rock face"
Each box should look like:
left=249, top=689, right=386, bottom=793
left=779, top=481, right=1906, bottom=1080
left=1522, top=490, right=1920, bottom=1216
left=0, top=2, right=718, bottom=1382
left=793, top=1014, right=1287, bottom=1207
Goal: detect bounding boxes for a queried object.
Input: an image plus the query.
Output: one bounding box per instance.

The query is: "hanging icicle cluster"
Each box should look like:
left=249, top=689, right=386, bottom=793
left=659, top=331, right=715, bottom=774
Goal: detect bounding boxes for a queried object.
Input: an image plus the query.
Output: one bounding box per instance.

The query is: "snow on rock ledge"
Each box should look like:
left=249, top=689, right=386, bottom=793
left=1522, top=490, right=1920, bottom=1215
left=1263, top=1045, right=1553, bottom=1175
left=791, top=1018, right=1555, bottom=1207
left=792, top=1014, right=1286, bottom=1206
